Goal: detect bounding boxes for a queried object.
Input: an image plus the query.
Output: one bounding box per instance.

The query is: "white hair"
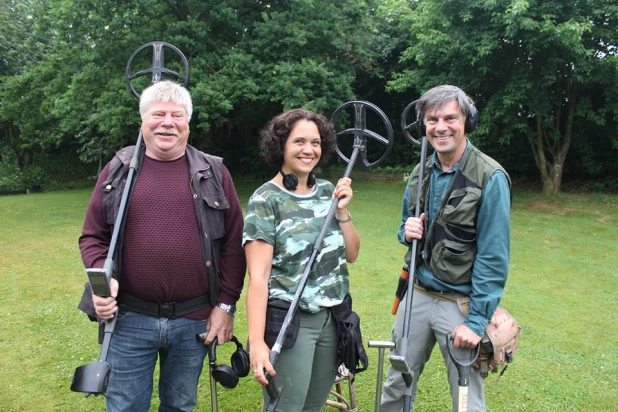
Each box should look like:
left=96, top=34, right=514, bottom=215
left=139, top=80, right=192, bottom=121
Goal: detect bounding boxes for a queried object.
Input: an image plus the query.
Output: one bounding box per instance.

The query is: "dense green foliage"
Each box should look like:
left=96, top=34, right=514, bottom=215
left=0, top=0, right=382, bottom=185
left=384, top=0, right=618, bottom=193
left=1, top=0, right=617, bottom=193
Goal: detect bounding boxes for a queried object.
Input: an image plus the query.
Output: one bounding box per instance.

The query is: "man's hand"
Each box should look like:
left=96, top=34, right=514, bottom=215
left=404, top=213, right=426, bottom=243
left=200, top=306, right=234, bottom=345
left=451, top=324, right=482, bottom=348
left=93, top=278, right=119, bottom=320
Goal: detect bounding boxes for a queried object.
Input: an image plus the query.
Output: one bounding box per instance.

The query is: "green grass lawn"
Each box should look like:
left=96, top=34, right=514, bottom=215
left=0, top=181, right=616, bottom=411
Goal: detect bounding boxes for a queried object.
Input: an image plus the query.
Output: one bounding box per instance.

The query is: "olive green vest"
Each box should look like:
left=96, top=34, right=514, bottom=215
left=407, top=144, right=511, bottom=285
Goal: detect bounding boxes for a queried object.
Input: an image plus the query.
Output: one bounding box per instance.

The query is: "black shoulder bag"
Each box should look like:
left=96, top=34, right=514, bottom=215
left=330, top=294, right=369, bottom=374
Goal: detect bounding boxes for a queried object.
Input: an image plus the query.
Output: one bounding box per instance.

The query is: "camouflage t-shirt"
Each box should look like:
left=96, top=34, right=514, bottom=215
left=243, top=179, right=350, bottom=312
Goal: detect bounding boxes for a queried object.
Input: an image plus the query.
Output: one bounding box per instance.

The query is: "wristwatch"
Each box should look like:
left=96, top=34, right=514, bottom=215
left=216, top=302, right=237, bottom=317
left=335, top=212, right=352, bottom=224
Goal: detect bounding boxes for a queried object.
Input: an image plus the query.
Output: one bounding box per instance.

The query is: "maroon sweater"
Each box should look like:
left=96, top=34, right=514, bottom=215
left=79, top=154, right=246, bottom=320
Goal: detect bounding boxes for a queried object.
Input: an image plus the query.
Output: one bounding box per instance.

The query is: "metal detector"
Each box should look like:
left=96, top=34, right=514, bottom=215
left=446, top=333, right=480, bottom=412
left=209, top=370, right=220, bottom=412
left=384, top=100, right=428, bottom=411
left=70, top=41, right=190, bottom=396
left=208, top=342, right=220, bottom=412
left=367, top=340, right=396, bottom=412
left=263, top=101, right=394, bottom=412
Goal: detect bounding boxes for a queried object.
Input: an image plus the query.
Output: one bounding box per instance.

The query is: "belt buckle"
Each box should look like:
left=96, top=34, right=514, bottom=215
left=159, top=302, right=176, bottom=318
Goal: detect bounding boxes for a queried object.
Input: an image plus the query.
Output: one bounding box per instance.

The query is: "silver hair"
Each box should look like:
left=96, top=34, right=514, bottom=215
left=415, top=85, right=477, bottom=121
left=139, top=80, right=193, bottom=121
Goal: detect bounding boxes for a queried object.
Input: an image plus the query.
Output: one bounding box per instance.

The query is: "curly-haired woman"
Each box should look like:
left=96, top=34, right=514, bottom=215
left=243, top=108, right=360, bottom=411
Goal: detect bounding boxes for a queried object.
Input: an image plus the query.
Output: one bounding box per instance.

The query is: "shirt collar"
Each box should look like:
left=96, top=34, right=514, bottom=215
left=432, top=140, right=471, bottom=173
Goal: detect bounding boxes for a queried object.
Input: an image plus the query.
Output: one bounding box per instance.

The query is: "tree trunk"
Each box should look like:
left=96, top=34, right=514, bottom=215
left=541, top=164, right=562, bottom=195
left=529, top=83, right=577, bottom=195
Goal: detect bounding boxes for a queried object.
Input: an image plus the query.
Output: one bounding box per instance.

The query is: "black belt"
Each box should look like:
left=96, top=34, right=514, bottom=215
left=117, top=293, right=210, bottom=318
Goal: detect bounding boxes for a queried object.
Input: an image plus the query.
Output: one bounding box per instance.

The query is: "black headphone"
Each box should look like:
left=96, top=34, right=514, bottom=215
left=416, top=100, right=479, bottom=136
left=207, top=336, right=250, bottom=389
left=280, top=169, right=316, bottom=191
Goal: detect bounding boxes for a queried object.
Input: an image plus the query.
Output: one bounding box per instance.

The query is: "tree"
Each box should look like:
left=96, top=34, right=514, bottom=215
left=387, top=0, right=618, bottom=194
left=188, top=0, right=385, bottom=172
left=0, top=0, right=47, bottom=169
left=0, top=0, right=386, bottom=178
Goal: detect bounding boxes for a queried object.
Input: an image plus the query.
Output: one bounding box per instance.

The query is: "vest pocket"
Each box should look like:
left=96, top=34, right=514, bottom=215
left=445, top=223, right=476, bottom=243
left=442, top=187, right=481, bottom=227
left=201, top=193, right=229, bottom=239
left=430, top=239, right=474, bottom=285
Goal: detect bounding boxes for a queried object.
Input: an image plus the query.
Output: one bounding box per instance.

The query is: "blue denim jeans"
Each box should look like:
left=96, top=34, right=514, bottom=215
left=105, top=311, right=208, bottom=412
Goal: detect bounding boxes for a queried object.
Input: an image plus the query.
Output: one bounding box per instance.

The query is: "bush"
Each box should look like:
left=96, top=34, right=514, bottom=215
left=21, top=165, right=46, bottom=192
left=0, top=149, right=51, bottom=192
left=0, top=148, right=23, bottom=192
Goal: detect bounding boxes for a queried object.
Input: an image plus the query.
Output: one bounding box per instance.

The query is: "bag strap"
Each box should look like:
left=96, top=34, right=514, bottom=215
left=330, top=294, right=352, bottom=321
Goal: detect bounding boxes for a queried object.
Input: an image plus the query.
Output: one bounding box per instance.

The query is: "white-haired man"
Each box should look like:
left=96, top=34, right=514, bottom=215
left=78, top=80, right=246, bottom=411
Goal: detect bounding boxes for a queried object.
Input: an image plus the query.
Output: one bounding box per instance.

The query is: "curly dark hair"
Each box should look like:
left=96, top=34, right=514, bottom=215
left=259, top=108, right=337, bottom=168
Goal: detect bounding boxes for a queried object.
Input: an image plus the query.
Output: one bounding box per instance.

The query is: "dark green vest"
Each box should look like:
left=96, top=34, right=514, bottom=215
left=407, top=144, right=511, bottom=285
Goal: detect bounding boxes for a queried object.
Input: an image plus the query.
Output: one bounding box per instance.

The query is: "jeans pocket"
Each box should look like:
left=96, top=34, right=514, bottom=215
left=456, top=297, right=470, bottom=316
left=115, top=310, right=131, bottom=321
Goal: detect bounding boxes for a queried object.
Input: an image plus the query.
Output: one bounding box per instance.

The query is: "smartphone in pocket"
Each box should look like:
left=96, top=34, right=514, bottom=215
left=86, top=268, right=111, bottom=297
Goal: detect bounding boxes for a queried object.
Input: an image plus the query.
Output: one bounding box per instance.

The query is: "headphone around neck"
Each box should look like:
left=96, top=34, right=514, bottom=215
left=207, top=335, right=250, bottom=389
left=280, top=169, right=316, bottom=191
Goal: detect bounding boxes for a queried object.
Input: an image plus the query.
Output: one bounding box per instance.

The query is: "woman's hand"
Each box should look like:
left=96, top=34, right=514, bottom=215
left=249, top=340, right=276, bottom=386
left=332, top=177, right=360, bottom=262
left=334, top=177, right=353, bottom=210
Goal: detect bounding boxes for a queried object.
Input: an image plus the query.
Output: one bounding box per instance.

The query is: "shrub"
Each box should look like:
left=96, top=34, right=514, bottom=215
left=0, top=148, right=23, bottom=192
left=21, top=165, right=46, bottom=191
